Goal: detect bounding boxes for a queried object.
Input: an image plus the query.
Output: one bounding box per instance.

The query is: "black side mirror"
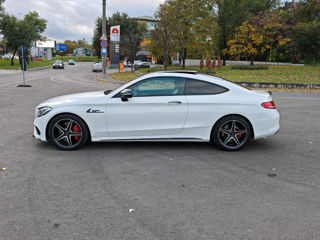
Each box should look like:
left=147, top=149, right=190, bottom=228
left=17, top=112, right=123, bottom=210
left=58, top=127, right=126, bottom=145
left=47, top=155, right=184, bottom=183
left=120, top=89, right=133, bottom=102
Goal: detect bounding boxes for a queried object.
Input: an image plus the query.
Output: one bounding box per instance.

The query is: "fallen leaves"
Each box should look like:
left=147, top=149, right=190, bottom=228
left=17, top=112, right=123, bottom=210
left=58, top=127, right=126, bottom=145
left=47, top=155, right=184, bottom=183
left=0, top=167, right=7, bottom=171
left=129, top=208, right=135, bottom=213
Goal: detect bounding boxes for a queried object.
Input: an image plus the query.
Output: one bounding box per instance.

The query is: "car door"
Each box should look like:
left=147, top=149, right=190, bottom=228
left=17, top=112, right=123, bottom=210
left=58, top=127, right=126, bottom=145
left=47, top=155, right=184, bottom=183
left=106, top=77, right=188, bottom=138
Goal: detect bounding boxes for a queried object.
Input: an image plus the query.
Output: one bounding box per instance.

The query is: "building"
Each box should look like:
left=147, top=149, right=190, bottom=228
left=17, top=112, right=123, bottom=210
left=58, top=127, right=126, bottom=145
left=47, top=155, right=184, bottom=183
left=73, top=47, right=95, bottom=57
left=133, top=16, right=159, bottom=63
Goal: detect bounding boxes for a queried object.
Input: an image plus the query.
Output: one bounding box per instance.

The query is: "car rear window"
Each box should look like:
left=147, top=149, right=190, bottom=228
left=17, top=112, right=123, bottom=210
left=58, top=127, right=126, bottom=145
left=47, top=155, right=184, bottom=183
left=184, top=79, right=228, bottom=95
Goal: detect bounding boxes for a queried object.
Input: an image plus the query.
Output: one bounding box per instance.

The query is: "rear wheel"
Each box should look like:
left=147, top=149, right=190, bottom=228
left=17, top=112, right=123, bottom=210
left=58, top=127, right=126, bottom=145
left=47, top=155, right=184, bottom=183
left=48, top=114, right=88, bottom=150
left=212, top=116, right=251, bottom=151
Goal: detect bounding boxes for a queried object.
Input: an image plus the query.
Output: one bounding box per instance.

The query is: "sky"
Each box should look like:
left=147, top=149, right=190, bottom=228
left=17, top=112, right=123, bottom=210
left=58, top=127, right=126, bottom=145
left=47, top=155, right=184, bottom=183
left=3, top=0, right=165, bottom=43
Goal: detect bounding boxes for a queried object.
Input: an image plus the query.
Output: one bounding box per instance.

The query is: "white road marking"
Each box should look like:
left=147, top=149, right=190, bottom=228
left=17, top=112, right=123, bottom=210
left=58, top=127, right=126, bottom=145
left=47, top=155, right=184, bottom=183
left=0, top=75, right=54, bottom=87
left=274, top=97, right=320, bottom=101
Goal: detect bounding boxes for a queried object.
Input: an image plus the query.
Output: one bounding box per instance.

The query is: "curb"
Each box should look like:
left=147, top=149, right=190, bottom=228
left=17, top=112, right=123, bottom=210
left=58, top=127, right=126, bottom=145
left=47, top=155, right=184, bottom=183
left=237, top=82, right=320, bottom=90
left=28, top=66, right=51, bottom=71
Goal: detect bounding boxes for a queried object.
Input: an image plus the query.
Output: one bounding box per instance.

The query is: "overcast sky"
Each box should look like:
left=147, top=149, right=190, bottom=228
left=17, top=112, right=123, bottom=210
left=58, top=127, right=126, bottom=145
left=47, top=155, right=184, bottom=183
left=3, top=0, right=165, bottom=43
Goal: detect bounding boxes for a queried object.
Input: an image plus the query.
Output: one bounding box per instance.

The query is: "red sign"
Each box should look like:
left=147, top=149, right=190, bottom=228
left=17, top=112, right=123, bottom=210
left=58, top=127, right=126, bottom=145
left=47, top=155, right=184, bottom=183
left=112, top=28, right=119, bottom=34
left=173, top=56, right=178, bottom=61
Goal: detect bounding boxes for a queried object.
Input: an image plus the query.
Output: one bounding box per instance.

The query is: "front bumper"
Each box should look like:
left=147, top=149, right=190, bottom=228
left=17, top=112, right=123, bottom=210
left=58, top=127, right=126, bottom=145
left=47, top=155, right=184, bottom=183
left=33, top=116, right=50, bottom=142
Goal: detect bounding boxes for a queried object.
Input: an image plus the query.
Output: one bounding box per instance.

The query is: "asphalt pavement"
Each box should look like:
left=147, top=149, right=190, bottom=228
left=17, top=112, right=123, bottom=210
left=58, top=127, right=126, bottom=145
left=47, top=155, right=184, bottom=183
left=0, top=62, right=320, bottom=240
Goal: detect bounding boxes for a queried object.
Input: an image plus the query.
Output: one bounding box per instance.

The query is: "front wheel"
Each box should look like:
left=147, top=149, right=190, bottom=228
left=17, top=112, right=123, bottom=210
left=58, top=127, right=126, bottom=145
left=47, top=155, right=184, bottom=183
left=48, top=114, right=88, bottom=150
left=212, top=116, right=251, bottom=151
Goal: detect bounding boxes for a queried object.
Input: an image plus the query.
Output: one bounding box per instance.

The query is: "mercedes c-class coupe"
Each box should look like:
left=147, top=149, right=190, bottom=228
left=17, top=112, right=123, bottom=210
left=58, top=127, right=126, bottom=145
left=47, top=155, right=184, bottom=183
left=33, top=71, right=280, bottom=151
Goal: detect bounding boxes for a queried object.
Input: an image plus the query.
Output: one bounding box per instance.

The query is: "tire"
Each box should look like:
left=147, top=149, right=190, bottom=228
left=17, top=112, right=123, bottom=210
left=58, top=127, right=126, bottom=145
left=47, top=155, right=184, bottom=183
left=212, top=115, right=251, bottom=151
left=48, top=114, right=89, bottom=150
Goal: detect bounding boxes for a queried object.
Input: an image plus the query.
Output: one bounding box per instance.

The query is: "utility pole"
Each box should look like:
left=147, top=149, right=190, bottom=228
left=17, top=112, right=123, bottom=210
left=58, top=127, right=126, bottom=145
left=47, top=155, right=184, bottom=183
left=102, top=0, right=107, bottom=75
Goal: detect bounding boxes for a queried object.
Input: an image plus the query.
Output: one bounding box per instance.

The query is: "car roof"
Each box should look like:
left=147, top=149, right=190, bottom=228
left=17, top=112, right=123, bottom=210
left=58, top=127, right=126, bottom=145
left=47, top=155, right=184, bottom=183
left=137, top=71, right=247, bottom=92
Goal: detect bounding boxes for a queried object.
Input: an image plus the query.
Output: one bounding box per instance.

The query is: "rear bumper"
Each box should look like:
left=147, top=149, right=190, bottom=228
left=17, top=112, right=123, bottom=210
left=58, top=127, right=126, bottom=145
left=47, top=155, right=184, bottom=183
left=253, top=110, right=280, bottom=139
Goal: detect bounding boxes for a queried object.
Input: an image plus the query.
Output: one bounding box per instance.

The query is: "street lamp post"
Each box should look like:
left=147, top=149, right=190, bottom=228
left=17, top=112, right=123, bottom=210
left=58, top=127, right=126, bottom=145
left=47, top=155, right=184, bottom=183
left=102, top=0, right=107, bottom=75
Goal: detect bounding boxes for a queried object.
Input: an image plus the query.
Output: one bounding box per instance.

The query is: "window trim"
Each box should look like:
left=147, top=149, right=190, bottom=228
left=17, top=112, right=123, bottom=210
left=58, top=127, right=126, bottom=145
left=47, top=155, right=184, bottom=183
left=183, top=78, right=229, bottom=96
left=113, top=77, right=187, bottom=98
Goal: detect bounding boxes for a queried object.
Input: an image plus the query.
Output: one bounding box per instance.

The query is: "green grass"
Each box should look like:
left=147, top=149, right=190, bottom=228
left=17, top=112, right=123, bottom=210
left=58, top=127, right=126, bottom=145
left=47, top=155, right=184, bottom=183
left=215, top=65, right=320, bottom=84
left=0, top=59, right=52, bottom=70
left=52, top=56, right=100, bottom=62
left=109, top=71, right=139, bottom=81
left=138, top=65, right=320, bottom=84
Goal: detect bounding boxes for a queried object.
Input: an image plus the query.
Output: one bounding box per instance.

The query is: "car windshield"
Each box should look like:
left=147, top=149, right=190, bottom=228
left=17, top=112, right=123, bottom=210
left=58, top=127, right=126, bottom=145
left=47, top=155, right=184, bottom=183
left=55, top=61, right=62, bottom=64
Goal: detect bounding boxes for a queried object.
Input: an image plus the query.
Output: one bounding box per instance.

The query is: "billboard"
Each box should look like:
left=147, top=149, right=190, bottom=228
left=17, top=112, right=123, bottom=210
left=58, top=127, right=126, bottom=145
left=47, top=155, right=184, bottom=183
left=110, top=25, right=120, bottom=42
left=36, top=40, right=55, bottom=48
left=56, top=44, right=67, bottom=51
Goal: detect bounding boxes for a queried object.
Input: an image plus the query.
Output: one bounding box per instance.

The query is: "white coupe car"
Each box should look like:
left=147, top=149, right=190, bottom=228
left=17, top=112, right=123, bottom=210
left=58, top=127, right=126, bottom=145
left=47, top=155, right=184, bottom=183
left=33, top=71, right=280, bottom=151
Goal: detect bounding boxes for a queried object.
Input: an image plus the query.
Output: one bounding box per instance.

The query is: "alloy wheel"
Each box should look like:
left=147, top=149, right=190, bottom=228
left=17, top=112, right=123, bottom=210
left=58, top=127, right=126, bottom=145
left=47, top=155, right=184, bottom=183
left=52, top=119, right=82, bottom=148
left=218, top=120, right=248, bottom=150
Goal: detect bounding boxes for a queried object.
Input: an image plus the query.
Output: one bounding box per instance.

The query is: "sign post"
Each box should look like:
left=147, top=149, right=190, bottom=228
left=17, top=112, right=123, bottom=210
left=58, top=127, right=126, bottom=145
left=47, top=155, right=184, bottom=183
left=17, top=45, right=31, bottom=88
left=110, top=25, right=120, bottom=68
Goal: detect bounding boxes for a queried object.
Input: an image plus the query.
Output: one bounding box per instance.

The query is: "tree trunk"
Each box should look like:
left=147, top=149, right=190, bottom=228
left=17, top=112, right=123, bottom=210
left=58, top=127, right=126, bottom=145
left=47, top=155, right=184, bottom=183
left=163, top=44, right=167, bottom=70
left=250, top=56, right=254, bottom=66
left=313, top=55, right=316, bottom=65
left=11, top=50, right=17, bottom=66
left=223, top=55, right=226, bottom=66
left=269, top=46, right=273, bottom=62
left=182, top=47, right=186, bottom=69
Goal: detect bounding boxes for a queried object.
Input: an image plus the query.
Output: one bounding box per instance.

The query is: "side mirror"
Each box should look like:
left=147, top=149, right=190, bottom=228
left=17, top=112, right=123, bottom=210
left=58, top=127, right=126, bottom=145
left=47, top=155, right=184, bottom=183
left=120, top=89, right=133, bottom=102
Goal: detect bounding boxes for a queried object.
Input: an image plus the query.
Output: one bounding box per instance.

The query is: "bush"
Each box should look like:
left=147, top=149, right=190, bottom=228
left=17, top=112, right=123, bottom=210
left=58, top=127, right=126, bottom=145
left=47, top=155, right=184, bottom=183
left=231, top=65, right=269, bottom=70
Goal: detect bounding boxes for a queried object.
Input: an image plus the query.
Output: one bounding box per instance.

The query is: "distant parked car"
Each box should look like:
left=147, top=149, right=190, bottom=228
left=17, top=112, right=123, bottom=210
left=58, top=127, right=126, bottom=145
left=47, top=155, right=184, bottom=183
left=92, top=62, right=102, bottom=72
left=53, top=61, right=64, bottom=69
left=134, top=61, right=151, bottom=69
left=2, top=53, right=17, bottom=59
left=172, top=59, right=180, bottom=66
left=68, top=60, right=75, bottom=65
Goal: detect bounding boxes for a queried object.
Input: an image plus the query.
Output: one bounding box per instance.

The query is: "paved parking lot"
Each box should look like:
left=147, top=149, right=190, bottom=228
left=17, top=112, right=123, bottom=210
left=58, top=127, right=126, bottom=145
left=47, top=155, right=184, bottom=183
left=0, top=63, right=320, bottom=240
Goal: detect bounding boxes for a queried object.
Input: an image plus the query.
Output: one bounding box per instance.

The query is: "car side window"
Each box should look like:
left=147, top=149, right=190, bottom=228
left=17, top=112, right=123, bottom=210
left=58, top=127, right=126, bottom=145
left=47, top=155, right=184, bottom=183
left=184, top=79, right=228, bottom=95
left=129, top=77, right=186, bottom=97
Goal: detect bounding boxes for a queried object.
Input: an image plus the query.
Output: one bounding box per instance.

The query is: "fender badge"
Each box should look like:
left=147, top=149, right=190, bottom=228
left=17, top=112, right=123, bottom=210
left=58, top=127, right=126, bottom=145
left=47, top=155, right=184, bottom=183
left=87, top=108, right=104, bottom=113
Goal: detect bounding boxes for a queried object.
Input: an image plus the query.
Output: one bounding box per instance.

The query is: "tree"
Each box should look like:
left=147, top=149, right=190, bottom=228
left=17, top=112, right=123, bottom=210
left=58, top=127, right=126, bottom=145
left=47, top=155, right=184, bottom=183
left=151, top=3, right=178, bottom=69
left=216, top=0, right=278, bottom=65
left=294, top=21, right=320, bottom=65
left=0, top=11, right=47, bottom=65
left=249, top=12, right=291, bottom=62
left=225, top=21, right=266, bottom=65
left=93, top=12, right=146, bottom=63
left=165, top=0, right=216, bottom=68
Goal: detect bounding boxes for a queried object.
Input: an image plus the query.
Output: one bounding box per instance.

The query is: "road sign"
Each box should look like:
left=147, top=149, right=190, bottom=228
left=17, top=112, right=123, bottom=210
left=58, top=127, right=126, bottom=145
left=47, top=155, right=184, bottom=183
left=101, top=48, right=107, bottom=55
left=110, top=25, right=120, bottom=42
left=56, top=44, right=67, bottom=51
left=100, top=40, right=107, bottom=48
left=17, top=45, right=31, bottom=87
left=17, top=45, right=28, bottom=71
left=100, top=34, right=107, bottom=41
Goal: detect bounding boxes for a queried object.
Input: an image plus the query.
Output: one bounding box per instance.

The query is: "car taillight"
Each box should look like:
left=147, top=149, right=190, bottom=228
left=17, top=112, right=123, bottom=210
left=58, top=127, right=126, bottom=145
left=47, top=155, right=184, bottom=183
left=261, top=101, right=276, bottom=109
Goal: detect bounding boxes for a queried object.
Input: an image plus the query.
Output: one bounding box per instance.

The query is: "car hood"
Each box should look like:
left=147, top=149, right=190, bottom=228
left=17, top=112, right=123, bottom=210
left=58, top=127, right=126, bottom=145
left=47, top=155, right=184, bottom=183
left=38, top=91, right=106, bottom=107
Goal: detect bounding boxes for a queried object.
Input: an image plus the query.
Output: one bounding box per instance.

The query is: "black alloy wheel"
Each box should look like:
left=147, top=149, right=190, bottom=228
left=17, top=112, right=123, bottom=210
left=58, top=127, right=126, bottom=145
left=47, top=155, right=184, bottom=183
left=48, top=114, right=88, bottom=150
left=212, top=116, right=251, bottom=151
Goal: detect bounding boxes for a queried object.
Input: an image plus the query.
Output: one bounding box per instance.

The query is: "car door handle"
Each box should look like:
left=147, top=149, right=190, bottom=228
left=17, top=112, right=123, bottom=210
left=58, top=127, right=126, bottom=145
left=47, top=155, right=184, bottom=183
left=168, top=100, right=182, bottom=105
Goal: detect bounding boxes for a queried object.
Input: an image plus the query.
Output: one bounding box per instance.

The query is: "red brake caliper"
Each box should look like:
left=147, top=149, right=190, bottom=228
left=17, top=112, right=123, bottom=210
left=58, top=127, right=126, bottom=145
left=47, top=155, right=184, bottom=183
left=236, top=128, right=242, bottom=139
left=73, top=124, right=80, bottom=141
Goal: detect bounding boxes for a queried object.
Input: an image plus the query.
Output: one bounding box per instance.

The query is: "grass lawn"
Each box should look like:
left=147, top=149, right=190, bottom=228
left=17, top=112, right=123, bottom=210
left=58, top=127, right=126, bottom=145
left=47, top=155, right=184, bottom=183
left=137, top=65, right=320, bottom=84
left=109, top=71, right=139, bottom=81
left=0, top=59, right=52, bottom=70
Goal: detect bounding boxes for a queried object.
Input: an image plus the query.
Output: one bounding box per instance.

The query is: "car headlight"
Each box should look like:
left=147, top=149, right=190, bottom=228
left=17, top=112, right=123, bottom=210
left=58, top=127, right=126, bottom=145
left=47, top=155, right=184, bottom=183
left=36, top=106, right=52, bottom=118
